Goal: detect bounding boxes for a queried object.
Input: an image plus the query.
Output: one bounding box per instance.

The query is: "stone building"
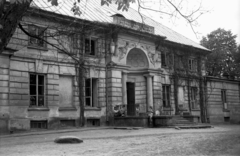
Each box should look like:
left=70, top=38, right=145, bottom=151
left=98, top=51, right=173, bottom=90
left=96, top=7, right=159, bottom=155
left=206, top=76, right=240, bottom=123
left=0, top=0, right=239, bottom=132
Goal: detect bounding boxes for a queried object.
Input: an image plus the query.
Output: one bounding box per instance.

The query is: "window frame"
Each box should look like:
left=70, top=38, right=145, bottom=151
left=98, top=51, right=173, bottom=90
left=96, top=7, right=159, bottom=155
left=161, top=51, right=167, bottom=67
left=72, top=34, right=81, bottom=49
left=85, top=78, right=98, bottom=107
left=84, top=37, right=97, bottom=56
left=59, top=75, right=74, bottom=107
left=28, top=24, right=47, bottom=48
left=188, top=58, right=197, bottom=71
left=162, top=85, right=171, bottom=107
left=29, top=73, right=46, bottom=107
left=57, top=32, right=73, bottom=53
left=190, top=87, right=198, bottom=109
left=221, top=89, right=228, bottom=110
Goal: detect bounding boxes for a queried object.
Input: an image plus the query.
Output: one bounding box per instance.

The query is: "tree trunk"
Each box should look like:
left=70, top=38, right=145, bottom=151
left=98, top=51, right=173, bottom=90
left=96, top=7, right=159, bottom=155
left=199, top=77, right=206, bottom=123
left=0, top=1, right=32, bottom=53
left=173, top=75, right=179, bottom=115
left=198, top=58, right=207, bottom=123
left=187, top=77, right=191, bottom=112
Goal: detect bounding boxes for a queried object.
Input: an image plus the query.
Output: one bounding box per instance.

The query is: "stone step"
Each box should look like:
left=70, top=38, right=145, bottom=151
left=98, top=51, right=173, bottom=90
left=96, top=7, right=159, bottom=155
left=172, top=117, right=195, bottom=125
left=175, top=125, right=213, bottom=129
left=173, top=121, right=194, bottom=125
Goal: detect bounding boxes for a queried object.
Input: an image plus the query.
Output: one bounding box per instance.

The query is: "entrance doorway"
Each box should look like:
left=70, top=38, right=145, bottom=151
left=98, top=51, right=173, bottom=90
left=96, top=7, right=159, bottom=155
left=127, top=82, right=135, bottom=116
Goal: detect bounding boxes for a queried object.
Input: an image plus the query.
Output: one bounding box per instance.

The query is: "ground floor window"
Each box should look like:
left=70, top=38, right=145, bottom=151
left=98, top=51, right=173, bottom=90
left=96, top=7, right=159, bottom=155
left=221, top=89, right=227, bottom=109
left=85, top=78, right=98, bottom=107
left=30, top=120, right=47, bottom=129
left=190, top=87, right=199, bottom=109
left=30, top=73, right=45, bottom=107
left=162, top=85, right=171, bottom=107
left=59, top=75, right=73, bottom=107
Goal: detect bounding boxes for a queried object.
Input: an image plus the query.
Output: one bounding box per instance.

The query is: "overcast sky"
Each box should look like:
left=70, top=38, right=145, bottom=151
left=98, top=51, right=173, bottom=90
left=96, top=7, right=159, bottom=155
left=131, top=0, right=240, bottom=45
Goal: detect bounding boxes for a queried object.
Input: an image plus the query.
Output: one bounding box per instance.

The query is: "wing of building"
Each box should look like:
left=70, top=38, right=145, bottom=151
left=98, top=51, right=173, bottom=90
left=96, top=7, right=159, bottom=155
left=0, top=0, right=239, bottom=133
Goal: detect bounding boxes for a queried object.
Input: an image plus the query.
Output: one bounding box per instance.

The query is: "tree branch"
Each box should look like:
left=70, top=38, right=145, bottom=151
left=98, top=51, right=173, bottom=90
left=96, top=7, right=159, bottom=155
left=18, top=22, right=80, bottom=63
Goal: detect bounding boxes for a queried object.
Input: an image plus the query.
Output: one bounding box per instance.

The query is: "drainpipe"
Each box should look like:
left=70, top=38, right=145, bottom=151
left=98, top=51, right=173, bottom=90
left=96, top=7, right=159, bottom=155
left=8, top=55, right=11, bottom=132
left=105, top=34, right=109, bottom=124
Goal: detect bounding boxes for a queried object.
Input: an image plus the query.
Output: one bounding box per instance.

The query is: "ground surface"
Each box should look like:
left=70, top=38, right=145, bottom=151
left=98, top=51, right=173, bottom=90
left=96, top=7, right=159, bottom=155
left=0, top=125, right=240, bottom=156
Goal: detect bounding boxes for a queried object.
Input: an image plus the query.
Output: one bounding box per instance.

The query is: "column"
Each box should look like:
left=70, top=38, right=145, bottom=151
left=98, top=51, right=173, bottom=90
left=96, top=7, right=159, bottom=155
left=144, top=74, right=154, bottom=112
left=122, top=71, right=128, bottom=105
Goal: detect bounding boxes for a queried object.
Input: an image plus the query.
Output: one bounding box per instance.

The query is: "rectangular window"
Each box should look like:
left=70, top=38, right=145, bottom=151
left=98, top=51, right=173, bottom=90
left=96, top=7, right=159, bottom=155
left=188, top=59, right=197, bottom=71
left=73, top=34, right=81, bottom=49
left=28, top=25, right=46, bottom=47
left=190, top=87, right=199, bottom=109
left=59, top=75, right=73, bottom=107
left=161, top=52, right=174, bottom=68
left=30, top=74, right=45, bottom=107
left=85, top=38, right=96, bottom=56
left=162, top=85, right=171, bottom=107
left=177, top=56, right=184, bottom=69
left=221, top=89, right=227, bottom=109
left=161, top=52, right=167, bottom=67
left=30, top=120, right=47, bottom=129
left=58, top=32, right=72, bottom=53
left=85, top=78, right=98, bottom=107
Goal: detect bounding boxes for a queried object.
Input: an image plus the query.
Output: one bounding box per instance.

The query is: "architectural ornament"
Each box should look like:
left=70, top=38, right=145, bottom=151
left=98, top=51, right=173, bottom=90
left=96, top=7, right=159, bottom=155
left=117, top=41, right=129, bottom=61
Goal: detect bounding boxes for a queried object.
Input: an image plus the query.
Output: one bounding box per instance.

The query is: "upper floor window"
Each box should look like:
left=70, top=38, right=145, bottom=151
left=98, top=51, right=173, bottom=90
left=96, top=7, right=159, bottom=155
left=28, top=25, right=46, bottom=48
left=162, top=85, right=171, bottom=107
left=72, top=34, right=81, bottom=49
left=161, top=52, right=167, bottom=67
left=85, top=38, right=96, bottom=56
left=188, top=59, right=197, bottom=71
left=161, top=51, right=174, bottom=68
left=85, top=78, right=98, bottom=107
left=30, top=73, right=45, bottom=107
left=71, top=35, right=97, bottom=56
left=175, top=55, right=184, bottom=69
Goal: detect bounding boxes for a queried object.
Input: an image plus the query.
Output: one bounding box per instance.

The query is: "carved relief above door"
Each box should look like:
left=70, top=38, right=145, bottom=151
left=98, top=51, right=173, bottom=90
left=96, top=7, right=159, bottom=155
left=126, top=48, right=149, bottom=68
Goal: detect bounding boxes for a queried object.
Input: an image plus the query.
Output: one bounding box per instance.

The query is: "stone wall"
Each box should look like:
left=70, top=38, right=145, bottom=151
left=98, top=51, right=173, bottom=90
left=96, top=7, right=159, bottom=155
left=0, top=55, right=10, bottom=132
left=153, top=75, right=162, bottom=113
left=0, top=15, right=108, bottom=131
left=128, top=74, right=147, bottom=113
left=106, top=69, right=122, bottom=124
left=207, top=78, right=240, bottom=123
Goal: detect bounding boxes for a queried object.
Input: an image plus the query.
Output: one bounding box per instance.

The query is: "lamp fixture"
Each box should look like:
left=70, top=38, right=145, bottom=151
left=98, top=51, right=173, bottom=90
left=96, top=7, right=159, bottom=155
left=110, top=39, right=115, bottom=55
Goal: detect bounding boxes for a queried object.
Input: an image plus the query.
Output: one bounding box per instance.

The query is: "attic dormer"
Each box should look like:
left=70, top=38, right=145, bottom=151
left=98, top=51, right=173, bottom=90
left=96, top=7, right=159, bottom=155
left=112, top=13, right=154, bottom=34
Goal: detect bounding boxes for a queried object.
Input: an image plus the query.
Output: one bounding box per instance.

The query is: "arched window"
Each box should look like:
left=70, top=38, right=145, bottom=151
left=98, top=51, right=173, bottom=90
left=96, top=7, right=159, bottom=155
left=126, top=48, right=149, bottom=68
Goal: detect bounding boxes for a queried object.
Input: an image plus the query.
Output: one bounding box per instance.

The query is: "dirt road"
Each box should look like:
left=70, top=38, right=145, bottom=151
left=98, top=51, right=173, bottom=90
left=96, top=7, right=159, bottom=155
left=0, top=125, right=240, bottom=156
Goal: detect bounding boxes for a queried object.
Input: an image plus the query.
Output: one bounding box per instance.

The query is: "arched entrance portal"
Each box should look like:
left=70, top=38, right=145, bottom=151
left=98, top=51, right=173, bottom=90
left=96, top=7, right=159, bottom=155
left=125, top=48, right=149, bottom=116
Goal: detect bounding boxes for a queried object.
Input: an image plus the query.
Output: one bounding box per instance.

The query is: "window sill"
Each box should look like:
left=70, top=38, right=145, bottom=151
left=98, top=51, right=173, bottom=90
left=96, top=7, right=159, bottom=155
left=191, top=109, right=200, bottom=111
left=28, top=107, right=49, bottom=111
left=28, top=45, right=48, bottom=51
left=84, top=107, right=101, bottom=111
left=59, top=107, right=77, bottom=111
left=163, top=107, right=173, bottom=111
left=84, top=54, right=98, bottom=58
left=223, top=109, right=230, bottom=112
left=161, top=65, right=168, bottom=69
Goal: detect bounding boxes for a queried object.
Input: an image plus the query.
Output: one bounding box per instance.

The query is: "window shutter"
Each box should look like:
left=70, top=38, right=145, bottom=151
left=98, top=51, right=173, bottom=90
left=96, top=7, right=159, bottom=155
left=194, top=59, right=197, bottom=71
left=97, top=38, right=101, bottom=56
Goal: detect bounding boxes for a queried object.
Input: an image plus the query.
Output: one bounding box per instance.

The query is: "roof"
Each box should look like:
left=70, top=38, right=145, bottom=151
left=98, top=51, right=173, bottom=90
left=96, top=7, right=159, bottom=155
left=32, top=0, right=209, bottom=51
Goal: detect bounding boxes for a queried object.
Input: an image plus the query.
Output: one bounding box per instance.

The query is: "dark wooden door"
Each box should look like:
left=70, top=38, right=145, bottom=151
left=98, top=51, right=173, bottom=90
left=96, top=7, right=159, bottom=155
left=127, top=82, right=135, bottom=116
